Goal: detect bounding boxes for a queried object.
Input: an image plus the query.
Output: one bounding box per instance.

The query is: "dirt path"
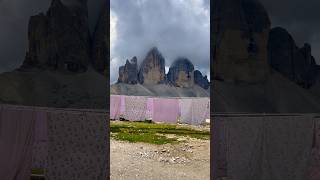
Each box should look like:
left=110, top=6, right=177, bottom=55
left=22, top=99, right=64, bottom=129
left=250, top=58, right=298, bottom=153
left=110, top=137, right=210, bottom=180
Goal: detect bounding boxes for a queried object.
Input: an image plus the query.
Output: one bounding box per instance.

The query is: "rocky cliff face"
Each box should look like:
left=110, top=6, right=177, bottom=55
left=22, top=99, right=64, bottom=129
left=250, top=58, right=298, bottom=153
left=138, top=47, right=166, bottom=85
left=268, top=27, right=320, bottom=88
left=167, top=58, right=194, bottom=88
left=116, top=47, right=209, bottom=91
left=92, top=2, right=108, bottom=74
left=21, top=0, right=109, bottom=74
left=2, top=0, right=109, bottom=108
left=23, top=13, right=48, bottom=68
left=118, top=57, right=138, bottom=84
left=194, top=70, right=209, bottom=89
left=212, top=0, right=320, bottom=113
left=213, top=0, right=320, bottom=89
left=213, top=0, right=271, bottom=83
left=22, top=0, right=91, bottom=72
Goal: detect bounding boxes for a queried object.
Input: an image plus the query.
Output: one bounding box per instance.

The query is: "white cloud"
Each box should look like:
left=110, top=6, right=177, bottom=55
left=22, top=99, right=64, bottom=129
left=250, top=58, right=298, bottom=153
left=0, top=0, right=105, bottom=73
left=110, top=0, right=210, bottom=83
left=165, top=66, right=169, bottom=74
left=110, top=10, right=118, bottom=59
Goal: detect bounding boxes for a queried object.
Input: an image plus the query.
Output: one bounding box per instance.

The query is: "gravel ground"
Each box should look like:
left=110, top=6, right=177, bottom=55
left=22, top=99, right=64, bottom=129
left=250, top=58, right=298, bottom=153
left=110, top=136, right=210, bottom=180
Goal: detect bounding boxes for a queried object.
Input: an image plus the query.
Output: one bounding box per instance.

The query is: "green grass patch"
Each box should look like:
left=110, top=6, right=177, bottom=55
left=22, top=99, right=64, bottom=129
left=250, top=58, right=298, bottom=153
left=31, top=168, right=44, bottom=175
left=110, top=121, right=210, bottom=144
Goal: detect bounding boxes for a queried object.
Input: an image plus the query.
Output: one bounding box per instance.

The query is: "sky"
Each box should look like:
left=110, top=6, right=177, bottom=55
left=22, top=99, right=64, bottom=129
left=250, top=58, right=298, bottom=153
left=260, top=0, right=320, bottom=64
left=0, top=0, right=319, bottom=77
left=110, top=0, right=210, bottom=84
left=0, top=0, right=104, bottom=73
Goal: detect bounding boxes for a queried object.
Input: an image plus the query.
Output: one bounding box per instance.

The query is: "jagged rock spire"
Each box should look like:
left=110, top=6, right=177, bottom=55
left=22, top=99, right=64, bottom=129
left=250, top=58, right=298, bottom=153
left=92, top=2, right=108, bottom=73
left=116, top=47, right=210, bottom=89
left=118, top=57, right=138, bottom=84
left=21, top=0, right=90, bottom=73
left=268, top=27, right=320, bottom=88
left=213, top=0, right=271, bottom=83
left=138, top=47, right=166, bottom=84
left=167, top=58, right=195, bottom=88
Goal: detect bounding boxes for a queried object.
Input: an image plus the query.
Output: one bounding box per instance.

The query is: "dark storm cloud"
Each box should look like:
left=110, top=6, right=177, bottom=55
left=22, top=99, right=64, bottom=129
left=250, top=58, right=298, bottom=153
left=110, top=0, right=210, bottom=83
left=0, top=0, right=50, bottom=72
left=260, top=0, right=320, bottom=64
left=0, top=0, right=104, bottom=73
left=87, top=0, right=106, bottom=32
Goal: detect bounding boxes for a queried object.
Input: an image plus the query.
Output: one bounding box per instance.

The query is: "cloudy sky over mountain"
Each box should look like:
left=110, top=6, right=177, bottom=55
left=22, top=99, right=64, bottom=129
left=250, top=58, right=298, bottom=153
left=0, top=0, right=319, bottom=79
left=0, top=0, right=104, bottom=73
left=110, top=0, right=210, bottom=84
left=260, top=0, right=320, bottom=64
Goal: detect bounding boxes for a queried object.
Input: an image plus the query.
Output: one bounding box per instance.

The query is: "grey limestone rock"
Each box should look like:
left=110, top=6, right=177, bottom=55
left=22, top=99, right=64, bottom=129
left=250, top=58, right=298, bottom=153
left=213, top=0, right=271, bottom=83
left=194, top=70, right=209, bottom=89
left=92, top=2, right=108, bottom=74
left=22, top=0, right=91, bottom=73
left=268, top=27, right=320, bottom=88
left=167, top=58, right=194, bottom=88
left=138, top=47, right=166, bottom=85
left=118, top=57, right=138, bottom=84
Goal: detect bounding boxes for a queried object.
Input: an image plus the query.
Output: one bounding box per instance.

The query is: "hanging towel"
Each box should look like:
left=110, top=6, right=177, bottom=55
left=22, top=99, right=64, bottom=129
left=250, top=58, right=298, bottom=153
left=179, top=98, right=193, bottom=124
left=0, top=106, right=36, bottom=180
left=110, top=95, right=122, bottom=119
left=153, top=98, right=179, bottom=123
left=214, top=115, right=314, bottom=180
left=191, top=98, right=210, bottom=125
left=146, top=98, right=154, bottom=120
left=123, top=96, right=148, bottom=121
left=307, top=116, right=320, bottom=180
left=46, top=110, right=107, bottom=180
left=32, top=110, right=48, bottom=169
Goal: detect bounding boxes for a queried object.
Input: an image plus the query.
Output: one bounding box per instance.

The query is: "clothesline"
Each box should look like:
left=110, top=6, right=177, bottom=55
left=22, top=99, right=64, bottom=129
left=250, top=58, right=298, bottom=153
left=0, top=103, right=108, bottom=113
left=212, top=113, right=320, bottom=117
left=110, top=95, right=210, bottom=125
left=110, top=94, right=210, bottom=99
left=212, top=114, right=320, bottom=180
left=0, top=104, right=108, bottom=180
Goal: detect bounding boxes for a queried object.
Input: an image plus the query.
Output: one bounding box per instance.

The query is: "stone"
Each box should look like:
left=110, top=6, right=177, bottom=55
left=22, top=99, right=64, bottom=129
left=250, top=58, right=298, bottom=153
left=117, top=57, right=138, bottom=84
left=21, top=0, right=91, bottom=73
left=138, top=47, right=166, bottom=85
left=213, top=0, right=271, bottom=83
left=268, top=27, right=320, bottom=88
left=114, top=46, right=211, bottom=91
left=194, top=70, right=209, bottom=89
left=167, top=58, right=194, bottom=88
left=23, top=13, right=48, bottom=68
left=92, top=2, right=108, bottom=73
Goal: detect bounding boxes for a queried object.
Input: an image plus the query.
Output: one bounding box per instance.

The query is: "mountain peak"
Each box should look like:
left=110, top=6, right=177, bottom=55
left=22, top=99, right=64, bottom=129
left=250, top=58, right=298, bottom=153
left=21, top=0, right=91, bottom=73
left=138, top=47, right=166, bottom=84
left=167, top=58, right=195, bottom=88
left=51, top=0, right=64, bottom=7
left=213, top=0, right=270, bottom=83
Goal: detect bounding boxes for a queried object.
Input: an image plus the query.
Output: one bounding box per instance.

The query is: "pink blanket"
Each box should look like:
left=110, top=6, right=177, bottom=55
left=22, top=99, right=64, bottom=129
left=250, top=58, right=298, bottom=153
left=308, top=117, right=320, bottom=180
left=34, top=110, right=48, bottom=141
left=32, top=110, right=48, bottom=168
left=46, top=110, right=107, bottom=180
left=0, top=106, right=36, bottom=180
left=179, top=99, right=193, bottom=124
left=110, top=95, right=122, bottom=119
left=110, top=95, right=210, bottom=124
left=145, top=98, right=154, bottom=120
left=213, top=115, right=314, bottom=180
left=191, top=98, right=210, bottom=124
left=153, top=98, right=180, bottom=123
left=179, top=98, right=210, bottom=125
left=123, top=96, right=148, bottom=121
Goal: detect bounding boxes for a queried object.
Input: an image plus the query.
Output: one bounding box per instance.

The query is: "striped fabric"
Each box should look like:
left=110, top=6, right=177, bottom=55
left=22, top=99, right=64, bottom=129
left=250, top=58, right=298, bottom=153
left=213, top=115, right=315, bottom=180
left=0, top=104, right=107, bottom=180
left=110, top=95, right=210, bottom=125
